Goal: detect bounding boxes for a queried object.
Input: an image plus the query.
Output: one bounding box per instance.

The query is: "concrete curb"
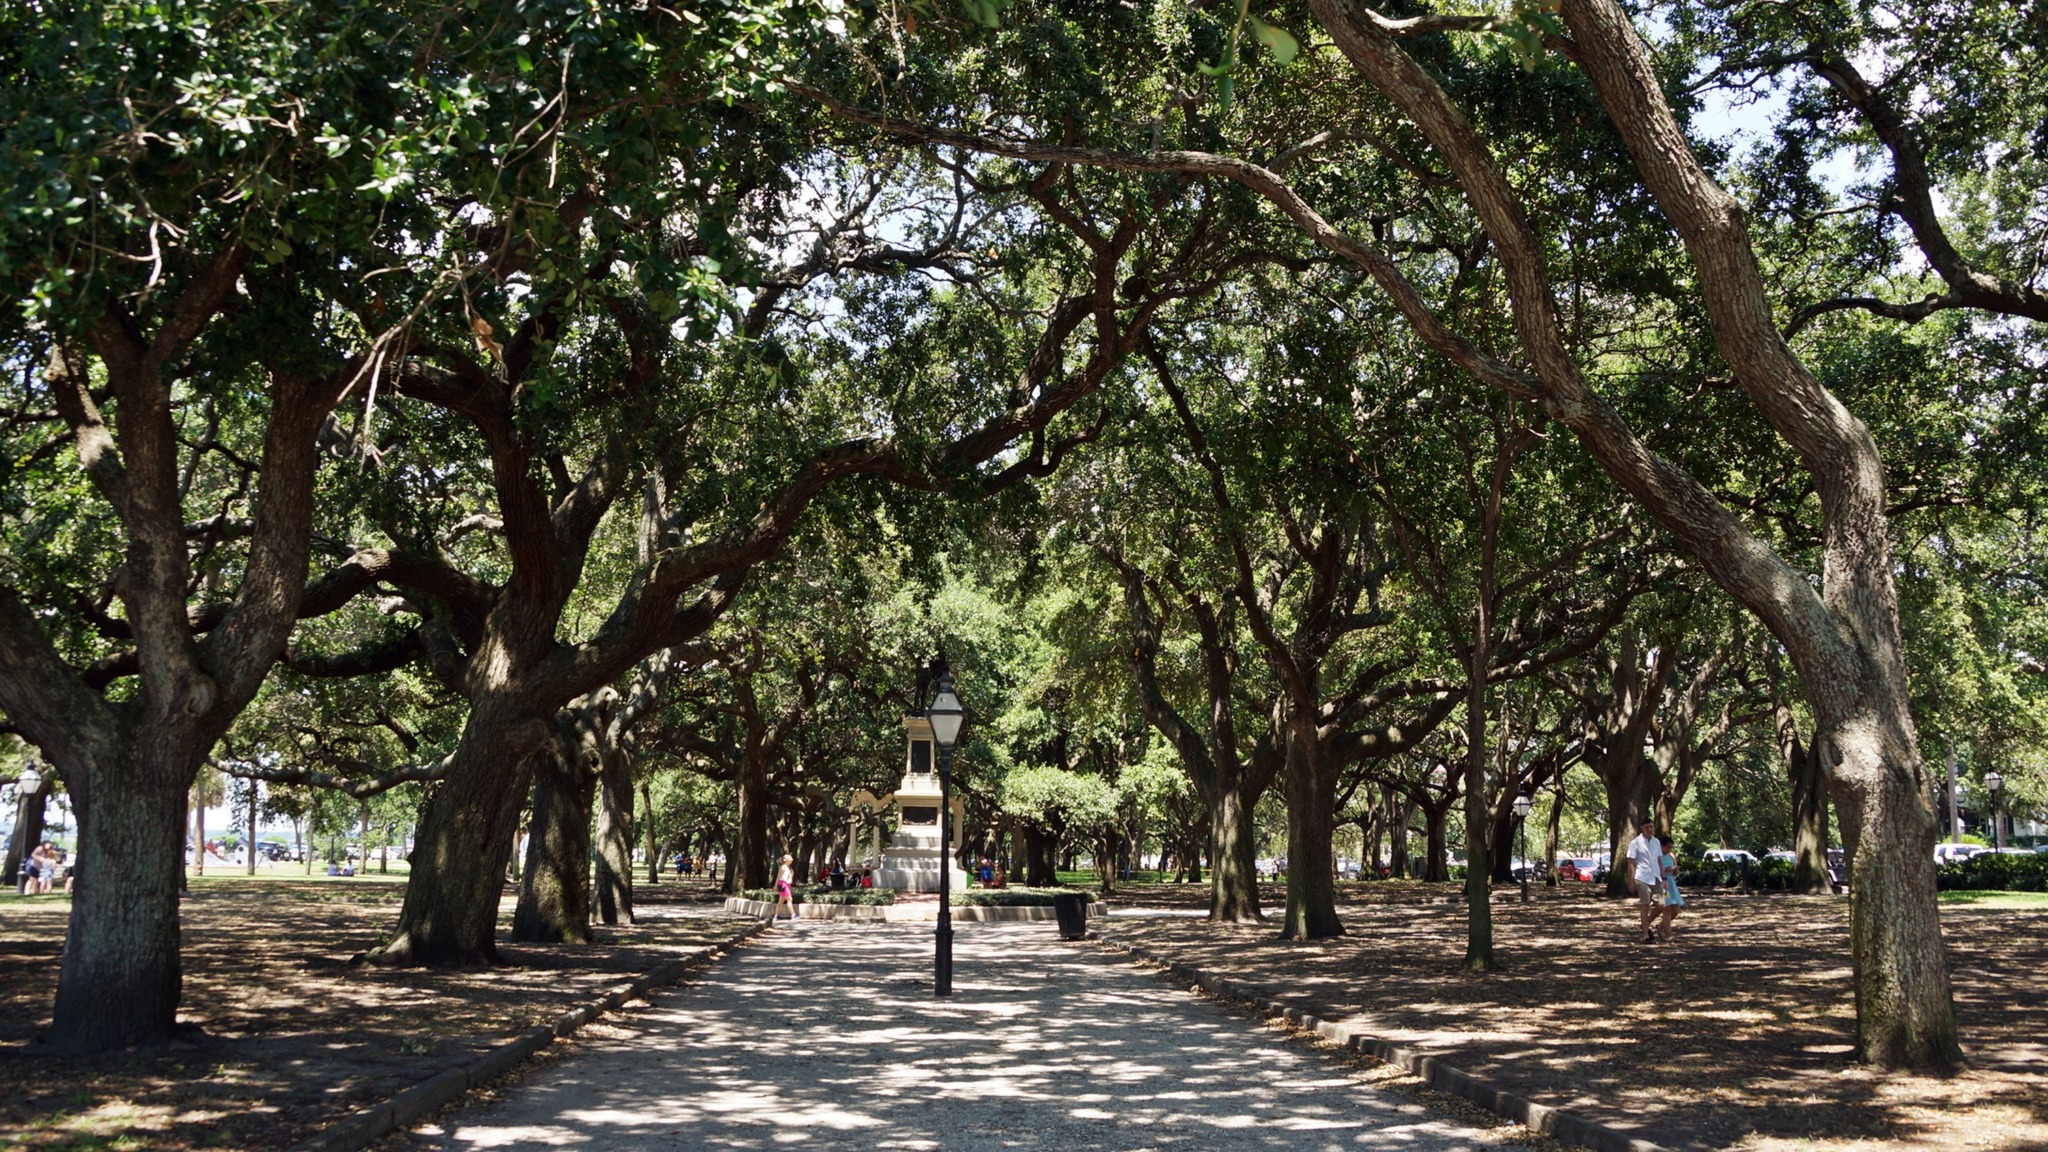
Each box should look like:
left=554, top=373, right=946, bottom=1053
left=1089, top=929, right=1674, bottom=1152
left=284, top=918, right=771, bottom=1152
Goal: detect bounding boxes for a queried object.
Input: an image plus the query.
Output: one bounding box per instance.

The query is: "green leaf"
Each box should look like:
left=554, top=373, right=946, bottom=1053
left=1247, top=17, right=1298, bottom=65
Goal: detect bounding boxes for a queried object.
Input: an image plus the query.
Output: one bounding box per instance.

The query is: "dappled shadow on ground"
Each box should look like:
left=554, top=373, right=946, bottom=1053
left=0, top=876, right=746, bottom=1151
left=409, top=922, right=1521, bottom=1152
left=1104, top=891, right=2048, bottom=1152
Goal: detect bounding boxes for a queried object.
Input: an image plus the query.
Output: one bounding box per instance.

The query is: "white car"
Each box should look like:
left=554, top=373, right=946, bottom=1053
left=1933, top=843, right=1991, bottom=865
left=1703, top=849, right=1759, bottom=865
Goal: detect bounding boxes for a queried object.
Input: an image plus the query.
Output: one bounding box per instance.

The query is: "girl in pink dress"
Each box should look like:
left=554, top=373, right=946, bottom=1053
left=774, top=854, right=799, bottom=921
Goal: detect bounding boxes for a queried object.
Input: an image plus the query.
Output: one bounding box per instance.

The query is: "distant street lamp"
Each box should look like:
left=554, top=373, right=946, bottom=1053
left=1512, top=791, right=1534, bottom=904
left=927, top=670, right=966, bottom=997
left=1986, top=771, right=2005, bottom=853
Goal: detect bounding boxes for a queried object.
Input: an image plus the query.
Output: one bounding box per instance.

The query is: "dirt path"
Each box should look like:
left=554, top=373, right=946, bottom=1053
left=406, top=920, right=1530, bottom=1152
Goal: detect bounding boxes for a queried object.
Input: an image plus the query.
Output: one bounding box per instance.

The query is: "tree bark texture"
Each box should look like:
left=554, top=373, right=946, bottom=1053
left=1207, top=787, right=1264, bottom=921
left=593, top=741, right=636, bottom=925
left=50, top=742, right=193, bottom=1052
left=1462, top=676, right=1496, bottom=971
left=1420, top=791, right=1452, bottom=882
left=512, top=745, right=595, bottom=944
left=1279, top=735, right=1344, bottom=940
left=641, top=783, right=661, bottom=886
left=370, top=711, right=547, bottom=963
left=734, top=754, right=770, bottom=892
left=1108, top=551, right=1275, bottom=923
left=1387, top=792, right=1410, bottom=879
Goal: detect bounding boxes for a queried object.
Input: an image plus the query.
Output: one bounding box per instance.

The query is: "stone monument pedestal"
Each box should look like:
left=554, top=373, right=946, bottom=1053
left=874, top=770, right=966, bottom=892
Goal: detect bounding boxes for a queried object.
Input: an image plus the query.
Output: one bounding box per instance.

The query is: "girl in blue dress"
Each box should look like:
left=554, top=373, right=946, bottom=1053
left=1657, top=840, right=1684, bottom=942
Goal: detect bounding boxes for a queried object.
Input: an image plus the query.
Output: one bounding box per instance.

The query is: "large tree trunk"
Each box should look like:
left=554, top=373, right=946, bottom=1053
left=642, top=782, right=661, bottom=886
left=512, top=745, right=595, bottom=944
left=1463, top=689, right=1496, bottom=972
left=1600, top=757, right=1658, bottom=897
left=368, top=711, right=547, bottom=964
left=1209, top=783, right=1264, bottom=922
left=1778, top=692, right=1834, bottom=895
left=734, top=755, right=770, bottom=892
left=1388, top=793, right=1410, bottom=880
left=246, top=783, right=259, bottom=875
left=1421, top=798, right=1451, bottom=882
left=49, top=738, right=191, bottom=1052
left=1279, top=736, right=1343, bottom=940
left=1023, top=827, right=1057, bottom=887
left=1823, top=695, right=1955, bottom=1066
left=1790, top=739, right=1832, bottom=894
left=1488, top=788, right=1517, bottom=883
left=593, top=746, right=635, bottom=925
left=1543, top=782, right=1565, bottom=887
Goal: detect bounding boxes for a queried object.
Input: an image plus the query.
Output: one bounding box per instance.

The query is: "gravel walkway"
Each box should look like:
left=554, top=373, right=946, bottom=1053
left=417, top=920, right=1516, bottom=1151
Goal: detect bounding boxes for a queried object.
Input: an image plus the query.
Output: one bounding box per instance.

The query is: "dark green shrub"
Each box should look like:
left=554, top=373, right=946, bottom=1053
left=1937, top=852, right=2048, bottom=892
left=1757, top=857, right=1796, bottom=890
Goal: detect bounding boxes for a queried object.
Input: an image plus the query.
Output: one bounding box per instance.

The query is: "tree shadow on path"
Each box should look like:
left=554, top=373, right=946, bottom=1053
left=420, top=921, right=1520, bottom=1152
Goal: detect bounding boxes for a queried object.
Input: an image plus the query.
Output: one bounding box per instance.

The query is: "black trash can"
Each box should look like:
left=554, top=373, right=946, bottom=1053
left=1052, top=892, right=1089, bottom=940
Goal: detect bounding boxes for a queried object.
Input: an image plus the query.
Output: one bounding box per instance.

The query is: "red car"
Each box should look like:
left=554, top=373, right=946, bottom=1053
left=1554, top=858, right=1598, bottom=882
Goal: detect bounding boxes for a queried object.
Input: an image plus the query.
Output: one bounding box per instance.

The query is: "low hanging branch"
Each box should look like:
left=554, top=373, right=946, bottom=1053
left=209, top=750, right=458, bottom=800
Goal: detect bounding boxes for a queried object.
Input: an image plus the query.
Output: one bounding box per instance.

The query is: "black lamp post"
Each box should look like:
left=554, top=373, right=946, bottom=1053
left=1513, top=791, right=1533, bottom=904
left=927, top=671, right=965, bottom=997
left=1986, top=771, right=2005, bottom=853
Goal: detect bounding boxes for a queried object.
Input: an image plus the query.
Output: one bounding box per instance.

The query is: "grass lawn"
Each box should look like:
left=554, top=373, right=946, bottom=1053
left=1937, top=888, right=2048, bottom=909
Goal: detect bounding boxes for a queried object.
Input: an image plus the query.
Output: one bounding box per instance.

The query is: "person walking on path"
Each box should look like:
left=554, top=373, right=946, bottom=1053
left=1625, top=820, right=1663, bottom=944
left=773, top=853, right=800, bottom=922
left=1657, top=837, right=1684, bottom=942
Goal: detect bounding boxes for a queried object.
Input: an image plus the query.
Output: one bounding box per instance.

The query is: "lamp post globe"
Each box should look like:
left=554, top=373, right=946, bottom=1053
left=927, top=671, right=965, bottom=997
left=16, top=764, right=39, bottom=795
left=1512, top=792, right=1533, bottom=903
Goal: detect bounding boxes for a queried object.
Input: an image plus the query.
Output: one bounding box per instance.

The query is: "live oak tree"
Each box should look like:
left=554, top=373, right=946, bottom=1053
left=796, top=0, right=2047, bottom=1068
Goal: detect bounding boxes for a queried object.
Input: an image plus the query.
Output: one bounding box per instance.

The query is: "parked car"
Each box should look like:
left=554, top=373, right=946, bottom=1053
left=1764, top=850, right=1796, bottom=865
left=1934, top=843, right=1991, bottom=865
left=1552, top=857, right=1598, bottom=882
left=1703, top=848, right=1759, bottom=866
left=1827, top=848, right=1847, bottom=887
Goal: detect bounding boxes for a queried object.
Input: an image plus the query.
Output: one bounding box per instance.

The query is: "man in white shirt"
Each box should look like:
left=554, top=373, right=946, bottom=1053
left=1625, top=820, right=1664, bottom=944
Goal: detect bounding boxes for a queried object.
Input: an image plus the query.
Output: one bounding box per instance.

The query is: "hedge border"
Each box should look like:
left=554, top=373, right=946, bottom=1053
left=282, top=917, right=771, bottom=1152
left=1088, top=928, right=1673, bottom=1152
